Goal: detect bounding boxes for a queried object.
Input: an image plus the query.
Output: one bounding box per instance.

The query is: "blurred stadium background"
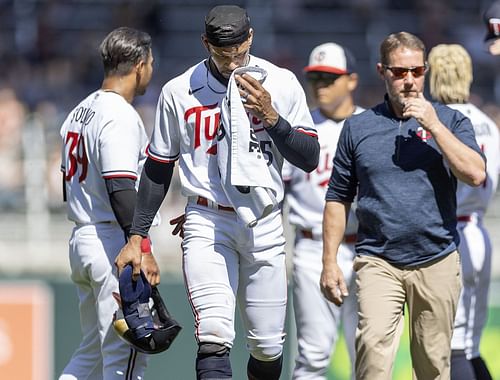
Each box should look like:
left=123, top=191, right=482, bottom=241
left=0, top=0, right=499, bottom=379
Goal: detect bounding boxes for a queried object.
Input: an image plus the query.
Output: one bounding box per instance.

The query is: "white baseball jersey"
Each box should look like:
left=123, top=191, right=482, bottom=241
left=148, top=55, right=315, bottom=205
left=283, top=106, right=364, bottom=236
left=60, top=90, right=149, bottom=224
left=448, top=103, right=500, bottom=217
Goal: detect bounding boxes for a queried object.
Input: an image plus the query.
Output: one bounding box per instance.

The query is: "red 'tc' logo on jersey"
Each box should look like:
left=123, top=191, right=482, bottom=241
left=185, top=103, right=220, bottom=154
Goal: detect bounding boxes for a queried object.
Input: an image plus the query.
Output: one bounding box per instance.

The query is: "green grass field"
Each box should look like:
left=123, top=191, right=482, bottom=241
left=328, top=306, right=500, bottom=379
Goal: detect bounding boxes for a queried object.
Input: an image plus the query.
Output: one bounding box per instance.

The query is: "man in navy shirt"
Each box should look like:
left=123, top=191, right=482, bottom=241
left=320, top=31, right=486, bottom=380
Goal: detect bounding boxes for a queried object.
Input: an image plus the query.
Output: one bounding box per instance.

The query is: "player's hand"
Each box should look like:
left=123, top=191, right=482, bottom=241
left=169, top=214, right=186, bottom=239
left=402, top=92, right=440, bottom=132
left=320, top=262, right=348, bottom=306
left=115, top=235, right=142, bottom=281
left=235, top=73, right=279, bottom=128
left=141, top=253, right=160, bottom=286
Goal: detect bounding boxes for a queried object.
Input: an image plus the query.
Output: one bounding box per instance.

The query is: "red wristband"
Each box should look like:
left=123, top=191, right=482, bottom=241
left=141, top=237, right=152, bottom=255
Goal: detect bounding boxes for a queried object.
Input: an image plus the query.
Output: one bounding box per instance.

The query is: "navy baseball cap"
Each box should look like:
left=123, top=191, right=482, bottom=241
left=484, top=1, right=500, bottom=41
left=205, top=5, right=251, bottom=47
left=304, top=42, right=356, bottom=74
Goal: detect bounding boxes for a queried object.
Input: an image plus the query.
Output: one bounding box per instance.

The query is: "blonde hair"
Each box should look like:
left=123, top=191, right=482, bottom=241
left=428, top=44, right=472, bottom=104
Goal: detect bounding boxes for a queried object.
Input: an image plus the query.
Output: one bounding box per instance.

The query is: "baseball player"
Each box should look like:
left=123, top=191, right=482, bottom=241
left=429, top=44, right=500, bottom=380
left=59, top=27, right=159, bottom=380
left=283, top=42, right=361, bottom=380
left=115, top=5, right=319, bottom=380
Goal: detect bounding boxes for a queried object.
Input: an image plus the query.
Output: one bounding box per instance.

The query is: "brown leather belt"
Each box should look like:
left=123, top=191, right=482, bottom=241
left=457, top=215, right=472, bottom=222
left=299, top=229, right=357, bottom=243
left=196, top=196, right=235, bottom=212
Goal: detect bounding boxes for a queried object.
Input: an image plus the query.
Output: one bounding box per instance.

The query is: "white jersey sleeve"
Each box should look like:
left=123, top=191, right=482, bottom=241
left=147, top=89, right=181, bottom=163
left=449, top=103, right=500, bottom=217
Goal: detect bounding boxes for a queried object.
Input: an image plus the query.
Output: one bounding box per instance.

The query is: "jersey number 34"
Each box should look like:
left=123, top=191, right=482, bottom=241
left=64, top=131, right=88, bottom=182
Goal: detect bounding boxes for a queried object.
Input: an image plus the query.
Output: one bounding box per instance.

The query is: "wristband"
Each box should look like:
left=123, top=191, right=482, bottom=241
left=141, top=237, right=152, bottom=255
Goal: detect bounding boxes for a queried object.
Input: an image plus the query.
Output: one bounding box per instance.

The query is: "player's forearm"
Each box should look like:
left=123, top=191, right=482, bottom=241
left=266, top=116, right=320, bottom=172
left=109, top=189, right=136, bottom=236
left=429, top=122, right=486, bottom=186
left=106, top=178, right=137, bottom=237
left=322, top=200, right=350, bottom=266
left=129, top=158, right=174, bottom=237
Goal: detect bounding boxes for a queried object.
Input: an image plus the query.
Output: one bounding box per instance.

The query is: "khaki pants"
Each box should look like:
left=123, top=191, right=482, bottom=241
left=354, top=251, right=461, bottom=380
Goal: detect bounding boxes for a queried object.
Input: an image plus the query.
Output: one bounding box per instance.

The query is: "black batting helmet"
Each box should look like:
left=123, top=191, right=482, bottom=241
left=112, top=268, right=182, bottom=354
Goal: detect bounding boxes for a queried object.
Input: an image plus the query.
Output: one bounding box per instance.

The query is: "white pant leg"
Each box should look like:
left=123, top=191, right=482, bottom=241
left=292, top=238, right=337, bottom=380
left=237, top=210, right=287, bottom=361
left=339, top=244, right=357, bottom=380
left=60, top=223, right=148, bottom=380
left=182, top=205, right=240, bottom=348
left=182, top=204, right=287, bottom=362
left=59, top=270, right=103, bottom=380
left=451, top=220, right=492, bottom=359
left=291, top=238, right=356, bottom=380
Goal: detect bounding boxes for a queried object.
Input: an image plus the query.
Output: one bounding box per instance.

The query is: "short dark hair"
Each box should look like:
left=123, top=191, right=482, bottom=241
left=380, top=31, right=426, bottom=65
left=100, top=27, right=152, bottom=76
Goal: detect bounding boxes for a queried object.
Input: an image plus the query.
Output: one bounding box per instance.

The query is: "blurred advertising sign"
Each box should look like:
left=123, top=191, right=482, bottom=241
left=0, top=282, right=53, bottom=380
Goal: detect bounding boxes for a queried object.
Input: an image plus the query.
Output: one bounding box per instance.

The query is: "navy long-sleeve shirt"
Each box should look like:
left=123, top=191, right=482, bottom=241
left=326, top=96, right=485, bottom=267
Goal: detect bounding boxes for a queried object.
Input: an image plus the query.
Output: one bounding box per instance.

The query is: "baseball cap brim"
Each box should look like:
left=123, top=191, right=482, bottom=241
left=303, top=65, right=349, bottom=74
left=303, top=42, right=355, bottom=75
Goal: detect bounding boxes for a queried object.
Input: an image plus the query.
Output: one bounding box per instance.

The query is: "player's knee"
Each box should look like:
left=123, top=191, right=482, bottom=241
left=295, top=350, right=330, bottom=375
left=247, top=354, right=283, bottom=380
left=196, top=343, right=232, bottom=380
left=246, top=333, right=284, bottom=362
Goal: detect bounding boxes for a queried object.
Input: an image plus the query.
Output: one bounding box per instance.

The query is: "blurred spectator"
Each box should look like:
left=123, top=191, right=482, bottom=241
left=0, top=88, right=26, bottom=210
left=483, top=1, right=500, bottom=56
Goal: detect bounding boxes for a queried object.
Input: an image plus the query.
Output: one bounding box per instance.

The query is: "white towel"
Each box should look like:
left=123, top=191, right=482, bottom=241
left=218, top=66, right=278, bottom=228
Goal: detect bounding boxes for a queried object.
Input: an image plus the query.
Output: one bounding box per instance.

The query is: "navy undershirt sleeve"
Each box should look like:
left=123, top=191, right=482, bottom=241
left=105, top=178, right=136, bottom=237
left=266, top=116, right=319, bottom=173
left=129, top=158, right=175, bottom=237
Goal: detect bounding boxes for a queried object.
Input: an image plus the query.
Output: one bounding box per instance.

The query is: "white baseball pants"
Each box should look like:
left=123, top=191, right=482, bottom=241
left=182, top=202, right=287, bottom=362
left=59, top=222, right=148, bottom=380
left=292, top=236, right=357, bottom=380
left=451, top=216, right=492, bottom=359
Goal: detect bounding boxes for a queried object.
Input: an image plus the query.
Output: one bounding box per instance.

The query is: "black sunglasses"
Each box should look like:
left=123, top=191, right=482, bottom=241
left=383, top=64, right=427, bottom=79
left=306, top=71, right=344, bottom=84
